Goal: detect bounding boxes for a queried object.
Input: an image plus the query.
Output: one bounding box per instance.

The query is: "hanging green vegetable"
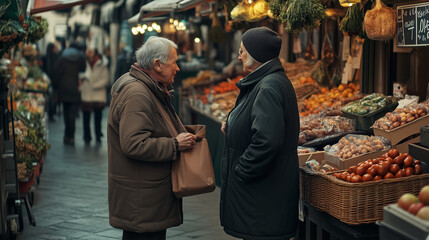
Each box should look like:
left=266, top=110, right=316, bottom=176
left=339, top=3, right=364, bottom=36
left=267, top=0, right=291, bottom=22
left=268, top=0, right=325, bottom=33
left=285, top=0, right=325, bottom=34
left=24, top=16, right=48, bottom=43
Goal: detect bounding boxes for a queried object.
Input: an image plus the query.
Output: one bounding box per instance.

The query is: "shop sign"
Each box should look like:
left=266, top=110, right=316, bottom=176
left=397, top=2, right=429, bottom=47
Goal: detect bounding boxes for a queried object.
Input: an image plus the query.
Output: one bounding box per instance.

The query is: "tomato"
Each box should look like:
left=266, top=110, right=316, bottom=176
left=414, top=164, right=423, bottom=175
left=362, top=173, right=373, bottom=182
left=384, top=172, right=394, bottom=179
left=389, top=164, right=400, bottom=174
left=403, top=156, right=414, bottom=168
left=387, top=149, right=399, bottom=158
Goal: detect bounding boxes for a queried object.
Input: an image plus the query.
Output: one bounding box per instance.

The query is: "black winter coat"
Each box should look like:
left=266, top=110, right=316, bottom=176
left=220, top=58, right=300, bottom=240
left=54, top=47, right=86, bottom=103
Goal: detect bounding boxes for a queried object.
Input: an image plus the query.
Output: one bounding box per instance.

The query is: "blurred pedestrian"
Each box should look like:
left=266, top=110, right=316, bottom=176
left=81, top=46, right=109, bottom=144
left=55, top=43, right=86, bottom=145
left=42, top=42, right=60, bottom=122
left=114, top=45, right=134, bottom=80
left=219, top=27, right=300, bottom=240
left=107, top=36, right=196, bottom=240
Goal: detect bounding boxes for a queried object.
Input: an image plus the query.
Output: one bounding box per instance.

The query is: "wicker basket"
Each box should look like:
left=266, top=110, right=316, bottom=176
left=300, top=167, right=429, bottom=225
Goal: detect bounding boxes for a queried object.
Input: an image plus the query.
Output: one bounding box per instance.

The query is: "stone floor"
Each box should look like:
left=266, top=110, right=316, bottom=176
left=17, top=110, right=236, bottom=240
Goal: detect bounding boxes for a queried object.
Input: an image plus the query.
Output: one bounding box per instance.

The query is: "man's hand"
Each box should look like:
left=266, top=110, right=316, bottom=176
left=176, top=132, right=197, bottom=151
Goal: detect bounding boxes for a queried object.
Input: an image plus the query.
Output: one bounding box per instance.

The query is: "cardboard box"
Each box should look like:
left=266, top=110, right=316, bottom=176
left=373, top=114, right=429, bottom=146
left=409, top=143, right=429, bottom=165
left=324, top=149, right=389, bottom=170
left=298, top=151, right=324, bottom=167
left=393, top=136, right=420, bottom=154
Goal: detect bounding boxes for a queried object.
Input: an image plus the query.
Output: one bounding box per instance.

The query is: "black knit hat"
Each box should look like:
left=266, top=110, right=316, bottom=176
left=242, top=27, right=282, bottom=63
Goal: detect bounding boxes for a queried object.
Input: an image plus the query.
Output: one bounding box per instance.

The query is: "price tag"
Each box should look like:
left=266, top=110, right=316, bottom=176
left=342, top=35, right=350, bottom=61
left=342, top=63, right=353, bottom=84
left=353, top=46, right=363, bottom=69
left=298, top=200, right=304, bottom=222
left=293, top=37, right=302, bottom=54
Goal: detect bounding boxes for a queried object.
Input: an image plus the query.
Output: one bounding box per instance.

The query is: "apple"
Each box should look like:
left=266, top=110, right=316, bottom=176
left=417, top=206, right=429, bottom=220
left=419, top=185, right=429, bottom=205
left=408, top=202, right=425, bottom=215
left=398, top=193, right=419, bottom=211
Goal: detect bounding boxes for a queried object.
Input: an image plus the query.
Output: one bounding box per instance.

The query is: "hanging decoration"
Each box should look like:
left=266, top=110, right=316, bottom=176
left=230, top=0, right=269, bottom=22
left=364, top=0, right=396, bottom=41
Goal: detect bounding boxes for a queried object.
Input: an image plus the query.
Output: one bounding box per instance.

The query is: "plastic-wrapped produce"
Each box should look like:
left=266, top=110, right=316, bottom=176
left=324, top=134, right=391, bottom=159
left=372, top=104, right=429, bottom=130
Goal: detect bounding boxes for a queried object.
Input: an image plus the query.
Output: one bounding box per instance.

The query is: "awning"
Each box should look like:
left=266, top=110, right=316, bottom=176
left=139, top=0, right=211, bottom=20
left=127, top=14, right=167, bottom=24
left=27, top=0, right=102, bottom=15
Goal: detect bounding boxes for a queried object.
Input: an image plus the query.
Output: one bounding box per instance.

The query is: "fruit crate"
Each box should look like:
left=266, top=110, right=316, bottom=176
left=342, top=101, right=398, bottom=132
left=299, top=167, right=429, bottom=225
left=381, top=203, right=429, bottom=240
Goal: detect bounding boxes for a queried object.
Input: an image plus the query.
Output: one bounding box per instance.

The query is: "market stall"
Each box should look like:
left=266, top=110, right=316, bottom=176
left=171, top=0, right=429, bottom=238
left=0, top=1, right=51, bottom=237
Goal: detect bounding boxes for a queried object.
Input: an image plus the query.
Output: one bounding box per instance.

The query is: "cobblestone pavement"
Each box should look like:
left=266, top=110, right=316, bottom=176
left=17, top=111, right=235, bottom=240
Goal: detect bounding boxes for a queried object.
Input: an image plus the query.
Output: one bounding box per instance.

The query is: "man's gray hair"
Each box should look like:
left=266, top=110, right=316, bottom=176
left=135, top=36, right=178, bottom=70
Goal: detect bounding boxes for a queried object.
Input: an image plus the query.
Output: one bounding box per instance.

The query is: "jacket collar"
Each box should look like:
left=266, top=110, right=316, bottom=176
left=129, top=65, right=169, bottom=100
left=236, top=58, right=284, bottom=90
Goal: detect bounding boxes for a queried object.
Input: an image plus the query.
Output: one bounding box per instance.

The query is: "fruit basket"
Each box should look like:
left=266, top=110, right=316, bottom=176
left=300, top=168, right=429, bottom=225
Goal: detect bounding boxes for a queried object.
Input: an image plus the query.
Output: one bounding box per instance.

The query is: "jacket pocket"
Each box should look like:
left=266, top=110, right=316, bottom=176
left=109, top=176, right=139, bottom=222
left=138, top=176, right=178, bottom=223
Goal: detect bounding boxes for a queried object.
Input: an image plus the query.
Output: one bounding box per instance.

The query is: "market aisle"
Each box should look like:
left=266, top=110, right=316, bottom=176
left=18, top=110, right=235, bottom=240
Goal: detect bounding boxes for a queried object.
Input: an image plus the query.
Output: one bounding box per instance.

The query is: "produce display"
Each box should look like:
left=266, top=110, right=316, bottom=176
left=342, top=93, right=396, bottom=115
left=9, top=92, right=50, bottom=181
left=182, top=70, right=224, bottom=89
left=282, top=58, right=317, bottom=83
left=398, top=185, right=429, bottom=220
left=300, top=83, right=360, bottom=116
left=333, top=149, right=422, bottom=182
left=325, top=134, right=390, bottom=159
left=372, top=103, right=429, bottom=130
left=299, top=114, right=356, bottom=145
left=209, top=91, right=239, bottom=121
left=363, top=0, right=396, bottom=41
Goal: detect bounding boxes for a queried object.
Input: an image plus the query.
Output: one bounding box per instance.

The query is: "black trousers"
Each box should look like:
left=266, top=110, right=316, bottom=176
left=62, top=102, right=79, bottom=140
left=122, top=230, right=166, bottom=240
left=82, top=103, right=104, bottom=142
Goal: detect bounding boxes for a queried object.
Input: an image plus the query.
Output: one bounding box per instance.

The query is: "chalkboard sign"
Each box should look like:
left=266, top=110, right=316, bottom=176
left=397, top=2, right=429, bottom=47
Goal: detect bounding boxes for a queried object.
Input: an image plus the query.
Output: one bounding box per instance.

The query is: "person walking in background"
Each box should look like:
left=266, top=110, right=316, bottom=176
left=55, top=43, right=86, bottom=145
left=219, top=27, right=300, bottom=240
left=81, top=46, right=109, bottom=144
left=42, top=42, right=60, bottom=122
left=107, top=36, right=196, bottom=240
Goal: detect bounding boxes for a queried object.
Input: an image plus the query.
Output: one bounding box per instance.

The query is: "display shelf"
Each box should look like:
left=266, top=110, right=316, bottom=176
left=298, top=201, right=379, bottom=240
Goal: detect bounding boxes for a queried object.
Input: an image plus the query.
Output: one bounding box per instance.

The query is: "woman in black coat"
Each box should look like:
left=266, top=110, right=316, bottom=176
left=220, top=27, right=300, bottom=240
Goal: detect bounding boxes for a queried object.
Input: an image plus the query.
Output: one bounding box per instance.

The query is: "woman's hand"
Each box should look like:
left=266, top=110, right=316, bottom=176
left=176, top=132, right=197, bottom=151
left=221, top=121, right=226, bottom=135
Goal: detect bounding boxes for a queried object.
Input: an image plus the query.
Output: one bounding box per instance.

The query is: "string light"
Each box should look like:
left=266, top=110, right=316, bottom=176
left=194, top=37, right=200, bottom=43
left=131, top=23, right=161, bottom=35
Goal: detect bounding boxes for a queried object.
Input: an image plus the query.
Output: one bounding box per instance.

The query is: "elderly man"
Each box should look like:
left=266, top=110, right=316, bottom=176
left=220, top=27, right=300, bottom=240
left=107, top=37, right=196, bottom=240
